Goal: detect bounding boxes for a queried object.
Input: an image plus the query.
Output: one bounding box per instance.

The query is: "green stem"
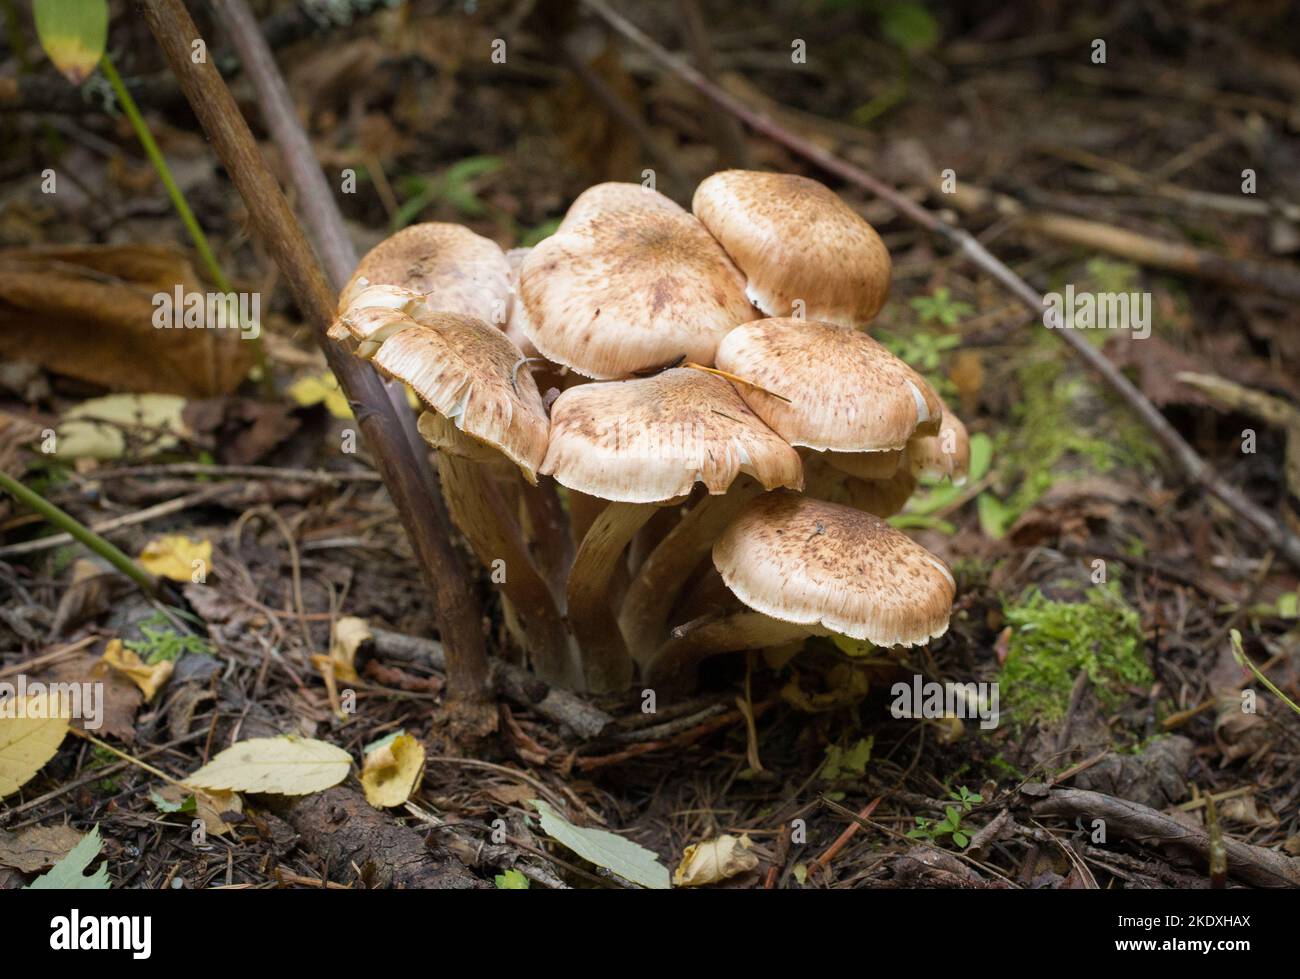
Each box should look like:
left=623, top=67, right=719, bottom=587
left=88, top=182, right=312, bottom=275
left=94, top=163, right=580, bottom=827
left=0, top=470, right=160, bottom=597
left=1232, top=629, right=1300, bottom=716
left=99, top=52, right=272, bottom=390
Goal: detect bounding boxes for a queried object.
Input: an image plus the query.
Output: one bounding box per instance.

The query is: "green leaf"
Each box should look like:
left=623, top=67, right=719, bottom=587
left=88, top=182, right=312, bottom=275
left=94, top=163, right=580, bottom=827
left=25, top=824, right=110, bottom=889
left=494, top=868, right=530, bottom=889
left=531, top=799, right=670, bottom=889
left=977, top=492, right=1012, bottom=539
left=878, top=1, right=939, bottom=54
left=33, top=0, right=108, bottom=85
left=952, top=831, right=969, bottom=848
left=149, top=789, right=195, bottom=814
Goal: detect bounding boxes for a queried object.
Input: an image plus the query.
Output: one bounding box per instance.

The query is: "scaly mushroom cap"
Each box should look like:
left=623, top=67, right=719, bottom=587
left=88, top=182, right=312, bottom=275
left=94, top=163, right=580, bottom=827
left=541, top=368, right=802, bottom=503
left=518, top=209, right=754, bottom=379
left=714, top=492, right=954, bottom=646
left=557, top=182, right=686, bottom=233
left=692, top=170, right=891, bottom=327
left=907, top=403, right=971, bottom=484
left=715, top=318, right=942, bottom=452
left=367, top=313, right=550, bottom=482
left=504, top=247, right=542, bottom=359
left=339, top=223, right=512, bottom=326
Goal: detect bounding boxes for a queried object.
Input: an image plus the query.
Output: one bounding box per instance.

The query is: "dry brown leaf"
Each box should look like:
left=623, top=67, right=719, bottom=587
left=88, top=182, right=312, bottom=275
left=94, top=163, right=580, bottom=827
left=0, top=824, right=85, bottom=872
left=0, top=244, right=251, bottom=397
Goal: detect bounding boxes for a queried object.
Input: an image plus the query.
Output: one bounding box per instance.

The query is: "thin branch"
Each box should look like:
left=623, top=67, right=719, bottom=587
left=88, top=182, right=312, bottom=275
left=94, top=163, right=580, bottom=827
left=579, top=0, right=1300, bottom=573
left=0, top=470, right=160, bottom=597
left=139, top=0, right=493, bottom=728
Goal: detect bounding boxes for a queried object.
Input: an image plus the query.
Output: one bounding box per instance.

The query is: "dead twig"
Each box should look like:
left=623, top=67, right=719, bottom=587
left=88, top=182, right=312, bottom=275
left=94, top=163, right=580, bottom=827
left=1029, top=785, right=1300, bottom=888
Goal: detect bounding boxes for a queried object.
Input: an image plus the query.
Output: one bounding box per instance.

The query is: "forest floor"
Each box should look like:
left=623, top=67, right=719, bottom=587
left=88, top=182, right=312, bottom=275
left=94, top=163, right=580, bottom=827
left=1, top=1, right=1298, bottom=889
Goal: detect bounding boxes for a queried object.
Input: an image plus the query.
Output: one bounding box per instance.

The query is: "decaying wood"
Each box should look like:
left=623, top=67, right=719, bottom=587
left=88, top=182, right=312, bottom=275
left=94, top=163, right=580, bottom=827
left=1030, top=785, right=1300, bottom=888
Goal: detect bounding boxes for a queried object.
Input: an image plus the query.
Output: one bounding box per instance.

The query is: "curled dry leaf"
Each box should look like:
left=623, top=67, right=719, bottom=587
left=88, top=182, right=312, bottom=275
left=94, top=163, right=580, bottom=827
left=360, top=731, right=425, bottom=809
left=100, top=639, right=173, bottom=703
left=673, top=834, right=759, bottom=887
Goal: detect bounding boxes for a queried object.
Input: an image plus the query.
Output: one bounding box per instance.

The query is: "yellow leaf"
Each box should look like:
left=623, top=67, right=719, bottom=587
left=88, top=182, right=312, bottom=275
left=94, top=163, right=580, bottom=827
left=673, top=833, right=758, bottom=887
left=55, top=393, right=190, bottom=460
left=288, top=370, right=421, bottom=419
left=187, top=735, right=352, bottom=795
left=287, top=371, right=353, bottom=419
left=360, top=732, right=425, bottom=808
left=101, top=639, right=173, bottom=702
left=138, top=534, right=212, bottom=582
left=327, top=616, right=371, bottom=684
left=0, top=692, right=71, bottom=797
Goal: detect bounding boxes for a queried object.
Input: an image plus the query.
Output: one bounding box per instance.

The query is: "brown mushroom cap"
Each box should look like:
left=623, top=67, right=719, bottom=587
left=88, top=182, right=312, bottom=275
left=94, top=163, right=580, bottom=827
left=541, top=368, right=803, bottom=503
left=557, top=182, right=686, bottom=233
left=693, top=170, right=891, bottom=327
left=339, top=223, right=511, bottom=326
left=366, top=313, right=550, bottom=482
left=907, top=403, right=971, bottom=484
left=715, top=318, right=942, bottom=452
left=518, top=208, right=754, bottom=379
left=713, top=492, right=954, bottom=646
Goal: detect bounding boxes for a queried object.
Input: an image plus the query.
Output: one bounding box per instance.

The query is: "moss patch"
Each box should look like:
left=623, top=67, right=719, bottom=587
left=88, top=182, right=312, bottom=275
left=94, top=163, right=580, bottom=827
left=1001, top=585, right=1150, bottom=726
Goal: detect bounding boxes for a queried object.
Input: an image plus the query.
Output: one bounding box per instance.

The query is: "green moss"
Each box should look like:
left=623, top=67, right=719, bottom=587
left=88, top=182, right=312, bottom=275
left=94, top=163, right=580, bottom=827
left=988, top=340, right=1159, bottom=529
left=1001, top=584, right=1150, bottom=726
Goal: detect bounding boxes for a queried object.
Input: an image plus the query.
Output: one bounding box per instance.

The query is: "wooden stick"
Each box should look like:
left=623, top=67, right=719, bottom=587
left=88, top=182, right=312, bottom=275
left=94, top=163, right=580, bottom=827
left=579, top=0, right=1300, bottom=574
left=139, top=0, right=492, bottom=730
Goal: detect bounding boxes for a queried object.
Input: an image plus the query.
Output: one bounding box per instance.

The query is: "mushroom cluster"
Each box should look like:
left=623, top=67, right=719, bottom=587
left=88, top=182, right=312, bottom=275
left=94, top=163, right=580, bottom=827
left=328, top=172, right=969, bottom=696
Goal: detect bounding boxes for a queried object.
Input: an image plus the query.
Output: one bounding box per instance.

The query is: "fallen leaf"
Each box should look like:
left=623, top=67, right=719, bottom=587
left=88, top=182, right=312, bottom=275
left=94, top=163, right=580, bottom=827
left=673, top=834, right=759, bottom=887
left=153, top=784, right=243, bottom=835
left=137, top=534, right=212, bottom=582
left=187, top=735, right=352, bottom=795
left=360, top=731, right=425, bottom=809
left=43, top=652, right=142, bottom=743
left=0, top=824, right=85, bottom=872
left=532, top=799, right=670, bottom=889
left=327, top=616, right=371, bottom=684
left=0, top=691, right=71, bottom=797
left=287, top=370, right=353, bottom=419
left=24, top=824, right=110, bottom=889
left=101, top=639, right=173, bottom=702
left=0, top=245, right=251, bottom=397
left=54, top=393, right=190, bottom=460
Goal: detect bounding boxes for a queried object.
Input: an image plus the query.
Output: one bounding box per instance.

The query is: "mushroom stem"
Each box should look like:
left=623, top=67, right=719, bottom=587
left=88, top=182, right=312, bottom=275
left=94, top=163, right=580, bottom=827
left=566, top=501, right=658, bottom=693
left=438, top=454, right=580, bottom=689
left=644, top=611, right=813, bottom=696
left=518, top=477, right=574, bottom=603
left=628, top=502, right=683, bottom=574
left=620, top=479, right=765, bottom=665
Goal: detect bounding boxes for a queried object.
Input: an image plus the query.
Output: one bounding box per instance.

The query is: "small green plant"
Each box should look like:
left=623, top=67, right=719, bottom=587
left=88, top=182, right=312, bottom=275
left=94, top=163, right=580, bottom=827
left=909, top=287, right=973, bottom=328
left=494, top=868, right=530, bottom=889
left=392, top=156, right=504, bottom=230
left=125, top=611, right=212, bottom=664
left=906, top=786, right=982, bottom=848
